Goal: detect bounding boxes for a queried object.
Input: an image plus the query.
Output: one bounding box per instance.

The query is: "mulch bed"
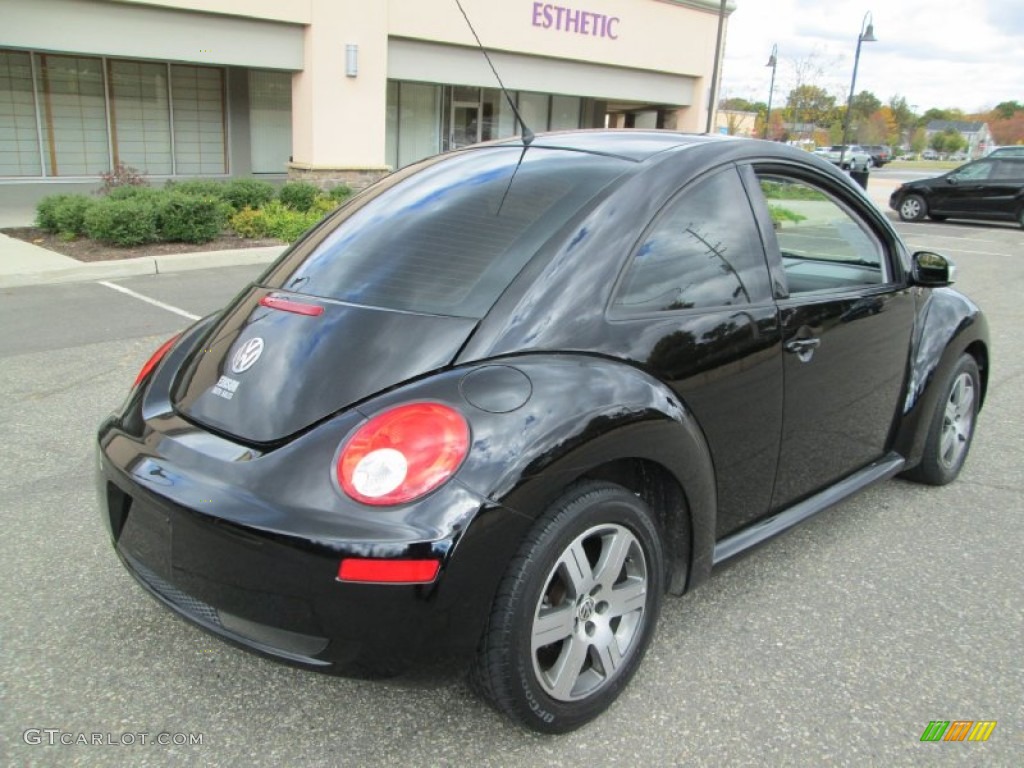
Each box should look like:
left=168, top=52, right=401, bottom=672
left=1, top=227, right=283, bottom=263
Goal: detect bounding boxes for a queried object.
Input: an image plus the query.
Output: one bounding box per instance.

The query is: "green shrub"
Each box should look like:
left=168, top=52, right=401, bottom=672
left=222, top=179, right=275, bottom=211
left=165, top=179, right=227, bottom=199
left=311, top=196, right=340, bottom=216
left=327, top=184, right=352, bottom=202
left=229, top=200, right=323, bottom=242
left=52, top=196, right=97, bottom=236
left=278, top=181, right=320, bottom=212
left=106, top=185, right=164, bottom=202
left=85, top=199, right=158, bottom=246
left=229, top=206, right=269, bottom=239
left=156, top=193, right=230, bottom=243
left=36, top=195, right=76, bottom=232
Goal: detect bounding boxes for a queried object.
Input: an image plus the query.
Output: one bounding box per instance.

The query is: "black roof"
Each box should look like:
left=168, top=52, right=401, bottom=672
left=492, top=130, right=724, bottom=162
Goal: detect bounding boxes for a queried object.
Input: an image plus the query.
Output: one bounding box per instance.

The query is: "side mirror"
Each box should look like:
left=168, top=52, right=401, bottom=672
left=946, top=175, right=958, bottom=184
left=911, top=251, right=956, bottom=287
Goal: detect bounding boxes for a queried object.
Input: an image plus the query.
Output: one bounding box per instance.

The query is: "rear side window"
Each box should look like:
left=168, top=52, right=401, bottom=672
left=612, top=166, right=770, bottom=314
left=269, top=148, right=630, bottom=318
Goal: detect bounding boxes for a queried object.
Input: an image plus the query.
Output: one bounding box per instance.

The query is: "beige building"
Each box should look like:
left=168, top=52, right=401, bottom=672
left=1, top=0, right=734, bottom=208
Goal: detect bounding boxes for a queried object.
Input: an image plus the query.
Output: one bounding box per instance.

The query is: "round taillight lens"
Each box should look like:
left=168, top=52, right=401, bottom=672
left=337, top=403, right=470, bottom=506
left=134, top=334, right=181, bottom=387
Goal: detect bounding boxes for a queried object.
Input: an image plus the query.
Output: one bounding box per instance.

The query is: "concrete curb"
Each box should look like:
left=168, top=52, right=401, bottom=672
left=0, top=245, right=285, bottom=289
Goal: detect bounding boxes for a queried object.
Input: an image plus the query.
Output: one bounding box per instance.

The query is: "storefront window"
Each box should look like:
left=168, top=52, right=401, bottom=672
left=37, top=54, right=110, bottom=176
left=108, top=60, right=172, bottom=175
left=385, top=80, right=398, bottom=169
left=0, top=50, right=41, bottom=176
left=249, top=69, right=292, bottom=173
left=398, top=82, right=441, bottom=168
left=171, top=64, right=226, bottom=174
left=0, top=49, right=232, bottom=178
left=550, top=95, right=581, bottom=131
left=517, top=92, right=550, bottom=133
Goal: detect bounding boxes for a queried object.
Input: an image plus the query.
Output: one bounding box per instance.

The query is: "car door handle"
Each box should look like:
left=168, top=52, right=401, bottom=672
left=785, top=337, right=821, bottom=362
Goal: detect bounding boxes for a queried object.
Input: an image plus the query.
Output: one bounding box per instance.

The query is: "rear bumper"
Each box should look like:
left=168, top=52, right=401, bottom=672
left=97, top=416, right=527, bottom=675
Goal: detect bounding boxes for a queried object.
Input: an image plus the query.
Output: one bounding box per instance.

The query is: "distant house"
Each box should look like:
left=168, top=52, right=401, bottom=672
left=925, top=121, right=993, bottom=158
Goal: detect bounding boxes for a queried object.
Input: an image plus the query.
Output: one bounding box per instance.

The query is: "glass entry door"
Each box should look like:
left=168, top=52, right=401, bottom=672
left=451, top=100, right=481, bottom=149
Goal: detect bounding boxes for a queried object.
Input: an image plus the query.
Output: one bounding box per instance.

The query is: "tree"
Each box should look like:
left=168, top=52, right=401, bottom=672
left=993, top=101, right=1023, bottom=120
left=930, top=129, right=966, bottom=155
left=990, top=111, right=1024, bottom=146
left=720, top=97, right=766, bottom=114
left=919, top=107, right=965, bottom=128
left=785, top=85, right=837, bottom=130
left=850, top=91, right=882, bottom=124
left=887, top=95, right=917, bottom=141
left=910, top=127, right=928, bottom=154
left=859, top=107, right=898, bottom=144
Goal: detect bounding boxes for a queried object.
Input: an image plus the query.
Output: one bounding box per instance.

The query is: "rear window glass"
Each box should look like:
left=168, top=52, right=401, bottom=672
left=268, top=147, right=631, bottom=318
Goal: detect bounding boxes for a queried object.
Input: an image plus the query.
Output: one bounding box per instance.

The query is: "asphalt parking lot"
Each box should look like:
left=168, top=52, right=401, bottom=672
left=2, top=220, right=1022, bottom=766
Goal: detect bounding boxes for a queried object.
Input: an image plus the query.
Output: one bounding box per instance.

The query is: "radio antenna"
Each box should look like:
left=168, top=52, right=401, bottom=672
left=454, top=0, right=534, bottom=145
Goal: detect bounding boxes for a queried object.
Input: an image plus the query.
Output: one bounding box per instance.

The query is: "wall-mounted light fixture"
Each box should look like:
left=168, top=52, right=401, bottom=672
left=345, top=44, right=358, bottom=78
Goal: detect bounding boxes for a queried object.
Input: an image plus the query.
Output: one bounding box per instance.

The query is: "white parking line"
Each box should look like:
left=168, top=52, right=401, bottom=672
left=99, top=280, right=200, bottom=321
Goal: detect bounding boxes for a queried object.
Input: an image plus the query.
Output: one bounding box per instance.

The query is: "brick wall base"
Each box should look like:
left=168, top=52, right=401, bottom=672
left=286, top=164, right=391, bottom=191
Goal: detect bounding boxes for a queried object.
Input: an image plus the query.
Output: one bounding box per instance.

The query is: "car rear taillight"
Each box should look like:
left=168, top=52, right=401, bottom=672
left=133, top=334, right=181, bottom=387
left=337, top=403, right=469, bottom=505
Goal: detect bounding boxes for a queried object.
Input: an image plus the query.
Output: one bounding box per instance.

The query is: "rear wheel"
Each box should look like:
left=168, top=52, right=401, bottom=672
left=904, top=354, right=980, bottom=485
left=471, top=481, right=665, bottom=733
left=899, top=194, right=927, bottom=222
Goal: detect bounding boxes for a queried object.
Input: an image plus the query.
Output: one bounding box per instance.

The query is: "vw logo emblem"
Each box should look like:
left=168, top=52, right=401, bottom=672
left=231, top=337, right=264, bottom=374
left=577, top=597, right=595, bottom=622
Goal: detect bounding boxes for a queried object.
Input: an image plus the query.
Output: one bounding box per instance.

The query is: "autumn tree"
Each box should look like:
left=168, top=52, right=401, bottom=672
left=785, top=85, right=837, bottom=131
left=887, top=95, right=918, bottom=141
left=992, top=101, right=1023, bottom=120
left=990, top=110, right=1024, bottom=146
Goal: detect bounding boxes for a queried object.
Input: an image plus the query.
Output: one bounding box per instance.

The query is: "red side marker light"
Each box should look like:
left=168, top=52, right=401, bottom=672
left=337, top=558, right=441, bottom=584
left=259, top=295, right=324, bottom=316
left=134, top=333, right=181, bottom=387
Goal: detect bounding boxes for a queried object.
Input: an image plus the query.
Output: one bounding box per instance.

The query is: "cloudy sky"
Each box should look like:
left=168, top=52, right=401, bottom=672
left=721, top=0, right=1024, bottom=114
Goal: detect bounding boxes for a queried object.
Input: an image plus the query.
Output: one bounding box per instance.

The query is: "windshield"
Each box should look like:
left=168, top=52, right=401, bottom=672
left=264, top=147, right=631, bottom=318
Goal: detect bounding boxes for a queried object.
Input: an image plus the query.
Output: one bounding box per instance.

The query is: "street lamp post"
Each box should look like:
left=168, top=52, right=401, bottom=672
left=839, top=12, right=877, bottom=168
left=764, top=44, right=778, bottom=140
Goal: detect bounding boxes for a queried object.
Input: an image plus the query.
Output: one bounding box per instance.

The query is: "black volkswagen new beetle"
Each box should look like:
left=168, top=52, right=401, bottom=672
left=98, top=131, right=988, bottom=733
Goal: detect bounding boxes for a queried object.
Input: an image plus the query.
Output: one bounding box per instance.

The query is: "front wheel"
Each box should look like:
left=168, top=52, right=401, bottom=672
left=904, top=354, right=980, bottom=485
left=471, top=481, right=665, bottom=733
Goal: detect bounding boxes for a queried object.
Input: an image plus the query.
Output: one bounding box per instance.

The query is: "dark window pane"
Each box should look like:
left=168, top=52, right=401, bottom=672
left=613, top=167, right=769, bottom=313
left=269, top=147, right=630, bottom=318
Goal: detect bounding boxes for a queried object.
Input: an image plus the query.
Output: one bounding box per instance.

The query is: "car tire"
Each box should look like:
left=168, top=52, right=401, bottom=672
left=899, top=194, right=927, bottom=222
left=904, top=354, right=980, bottom=486
left=1017, top=207, right=1024, bottom=229
left=470, top=481, right=665, bottom=734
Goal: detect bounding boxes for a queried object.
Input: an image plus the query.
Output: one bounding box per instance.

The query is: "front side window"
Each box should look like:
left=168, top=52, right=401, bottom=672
left=757, top=174, right=888, bottom=295
left=951, top=161, right=994, bottom=181
left=612, top=167, right=770, bottom=314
